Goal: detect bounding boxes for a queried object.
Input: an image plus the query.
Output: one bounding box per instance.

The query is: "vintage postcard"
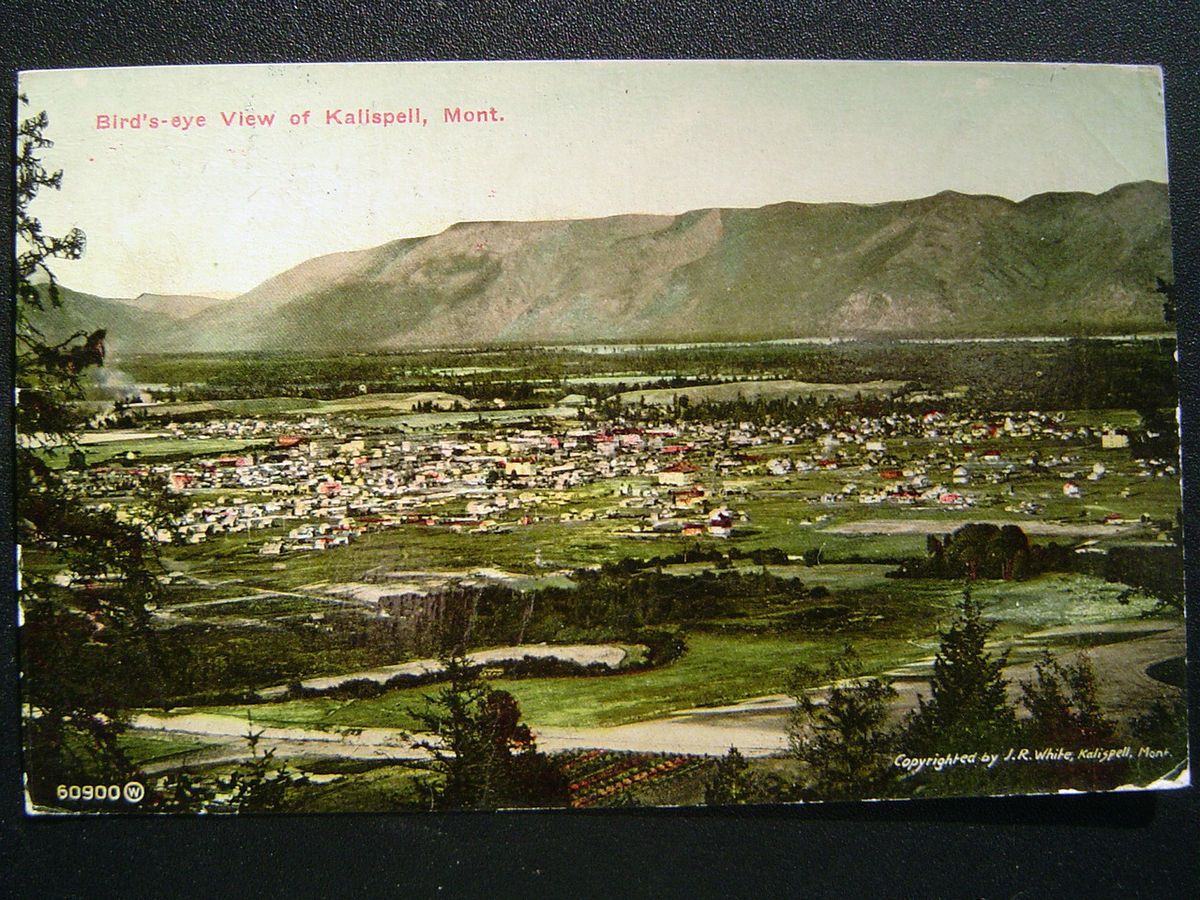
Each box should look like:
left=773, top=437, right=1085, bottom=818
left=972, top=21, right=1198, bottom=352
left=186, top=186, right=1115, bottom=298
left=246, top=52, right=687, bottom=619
left=15, top=60, right=1187, bottom=813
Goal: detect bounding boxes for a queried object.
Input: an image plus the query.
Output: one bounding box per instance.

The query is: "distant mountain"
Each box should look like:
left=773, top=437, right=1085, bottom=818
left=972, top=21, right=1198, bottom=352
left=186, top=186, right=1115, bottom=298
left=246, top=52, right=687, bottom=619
left=110, top=292, right=236, bottom=320
left=34, top=181, right=1174, bottom=353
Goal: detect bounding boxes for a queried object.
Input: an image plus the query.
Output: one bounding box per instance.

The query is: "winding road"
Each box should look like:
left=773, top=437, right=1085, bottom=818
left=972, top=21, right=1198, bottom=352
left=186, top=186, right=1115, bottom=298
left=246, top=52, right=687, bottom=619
left=131, top=622, right=1186, bottom=772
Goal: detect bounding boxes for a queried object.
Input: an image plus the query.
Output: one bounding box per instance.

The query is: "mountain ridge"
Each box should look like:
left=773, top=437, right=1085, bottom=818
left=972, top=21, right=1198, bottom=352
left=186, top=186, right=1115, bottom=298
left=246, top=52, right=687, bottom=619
left=34, top=181, right=1173, bottom=353
left=110, top=292, right=237, bottom=320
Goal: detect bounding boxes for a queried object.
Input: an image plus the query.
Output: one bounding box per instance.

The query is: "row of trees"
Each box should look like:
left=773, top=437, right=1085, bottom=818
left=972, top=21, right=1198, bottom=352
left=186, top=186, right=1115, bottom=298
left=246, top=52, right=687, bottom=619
left=705, top=592, right=1186, bottom=805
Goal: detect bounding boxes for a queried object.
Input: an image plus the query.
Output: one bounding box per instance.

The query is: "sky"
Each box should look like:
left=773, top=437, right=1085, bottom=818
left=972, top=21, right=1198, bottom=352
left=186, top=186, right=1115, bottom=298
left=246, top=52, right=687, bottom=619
left=19, top=60, right=1169, bottom=299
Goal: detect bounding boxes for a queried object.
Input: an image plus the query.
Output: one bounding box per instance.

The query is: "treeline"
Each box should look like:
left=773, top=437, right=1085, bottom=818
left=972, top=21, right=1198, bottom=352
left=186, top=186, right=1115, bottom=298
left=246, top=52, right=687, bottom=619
left=432, top=566, right=815, bottom=647
left=598, top=545, right=792, bottom=573
left=889, top=523, right=1073, bottom=581
left=887, top=523, right=1185, bottom=608
left=1078, top=541, right=1185, bottom=612
left=116, top=338, right=1177, bottom=416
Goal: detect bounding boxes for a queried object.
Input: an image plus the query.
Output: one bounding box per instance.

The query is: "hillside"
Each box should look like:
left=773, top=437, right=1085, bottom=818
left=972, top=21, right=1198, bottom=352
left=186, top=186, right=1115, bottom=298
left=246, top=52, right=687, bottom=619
left=24, top=284, right=170, bottom=356
left=34, top=182, right=1174, bottom=352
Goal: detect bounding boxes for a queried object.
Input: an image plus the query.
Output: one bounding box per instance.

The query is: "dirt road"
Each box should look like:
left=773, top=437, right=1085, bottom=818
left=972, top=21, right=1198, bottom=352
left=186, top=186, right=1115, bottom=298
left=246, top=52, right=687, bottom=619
left=131, top=623, right=1186, bottom=767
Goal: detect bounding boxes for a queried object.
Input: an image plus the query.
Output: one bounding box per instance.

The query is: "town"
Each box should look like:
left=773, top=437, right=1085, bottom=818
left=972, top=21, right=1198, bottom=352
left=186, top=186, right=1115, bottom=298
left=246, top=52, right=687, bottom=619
left=72, top=396, right=1174, bottom=559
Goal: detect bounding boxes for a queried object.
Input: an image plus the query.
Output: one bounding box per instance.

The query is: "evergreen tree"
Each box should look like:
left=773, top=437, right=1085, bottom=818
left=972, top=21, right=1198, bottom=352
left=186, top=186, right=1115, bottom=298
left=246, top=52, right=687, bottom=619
left=15, top=103, right=166, bottom=806
left=1018, top=652, right=1126, bottom=791
left=901, top=590, right=1018, bottom=756
left=703, top=745, right=790, bottom=805
left=704, top=746, right=756, bottom=805
left=787, top=646, right=898, bottom=800
left=410, top=655, right=567, bottom=809
left=1020, top=652, right=1116, bottom=748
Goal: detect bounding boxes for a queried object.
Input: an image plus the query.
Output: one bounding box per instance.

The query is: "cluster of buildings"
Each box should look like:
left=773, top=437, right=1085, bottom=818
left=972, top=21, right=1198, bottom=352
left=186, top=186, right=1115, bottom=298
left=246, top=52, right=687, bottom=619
left=66, top=402, right=1167, bottom=556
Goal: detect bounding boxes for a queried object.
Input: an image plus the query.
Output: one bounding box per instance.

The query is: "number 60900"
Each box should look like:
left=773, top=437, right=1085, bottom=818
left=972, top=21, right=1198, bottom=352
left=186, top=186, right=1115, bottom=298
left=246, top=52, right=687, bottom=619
left=56, top=783, right=122, bottom=801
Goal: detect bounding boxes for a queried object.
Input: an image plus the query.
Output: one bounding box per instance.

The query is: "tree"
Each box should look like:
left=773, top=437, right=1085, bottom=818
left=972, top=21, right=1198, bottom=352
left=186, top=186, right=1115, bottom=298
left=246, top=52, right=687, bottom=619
left=894, top=524, right=1041, bottom=581
left=942, top=523, right=1029, bottom=580
left=900, top=591, right=1017, bottom=756
left=704, top=746, right=755, bottom=805
left=994, top=525, right=1031, bottom=581
left=1020, top=652, right=1116, bottom=748
left=15, top=103, right=167, bottom=807
left=1106, top=513, right=1185, bottom=614
left=1128, top=694, right=1189, bottom=774
left=787, top=646, right=898, bottom=800
left=409, top=655, right=568, bottom=809
left=704, top=745, right=792, bottom=806
left=1018, top=652, right=1124, bottom=791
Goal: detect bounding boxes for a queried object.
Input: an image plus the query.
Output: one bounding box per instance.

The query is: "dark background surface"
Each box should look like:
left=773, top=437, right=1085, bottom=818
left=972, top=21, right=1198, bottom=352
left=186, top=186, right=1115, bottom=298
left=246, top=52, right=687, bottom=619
left=1, top=2, right=1197, bottom=896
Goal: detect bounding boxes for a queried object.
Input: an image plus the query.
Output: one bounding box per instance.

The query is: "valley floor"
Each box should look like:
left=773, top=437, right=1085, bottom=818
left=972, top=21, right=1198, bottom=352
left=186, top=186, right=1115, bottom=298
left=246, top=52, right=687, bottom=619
left=129, top=620, right=1185, bottom=768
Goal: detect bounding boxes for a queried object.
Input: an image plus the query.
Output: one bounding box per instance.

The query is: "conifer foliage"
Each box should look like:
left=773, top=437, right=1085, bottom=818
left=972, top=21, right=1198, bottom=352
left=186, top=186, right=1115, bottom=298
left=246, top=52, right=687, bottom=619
left=901, top=591, right=1018, bottom=755
left=16, top=103, right=164, bottom=805
left=409, top=655, right=568, bottom=809
left=787, top=646, right=898, bottom=800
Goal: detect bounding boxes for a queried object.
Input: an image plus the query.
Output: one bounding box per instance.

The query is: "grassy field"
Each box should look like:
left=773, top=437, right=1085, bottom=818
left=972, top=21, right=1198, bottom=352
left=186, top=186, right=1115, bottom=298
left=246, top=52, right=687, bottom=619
left=133, top=398, right=310, bottom=418
left=492, top=632, right=913, bottom=728
left=971, top=572, right=1161, bottom=629
left=117, top=732, right=213, bottom=767
left=279, top=762, right=430, bottom=813
left=171, top=570, right=1164, bottom=731
left=193, top=632, right=880, bottom=730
